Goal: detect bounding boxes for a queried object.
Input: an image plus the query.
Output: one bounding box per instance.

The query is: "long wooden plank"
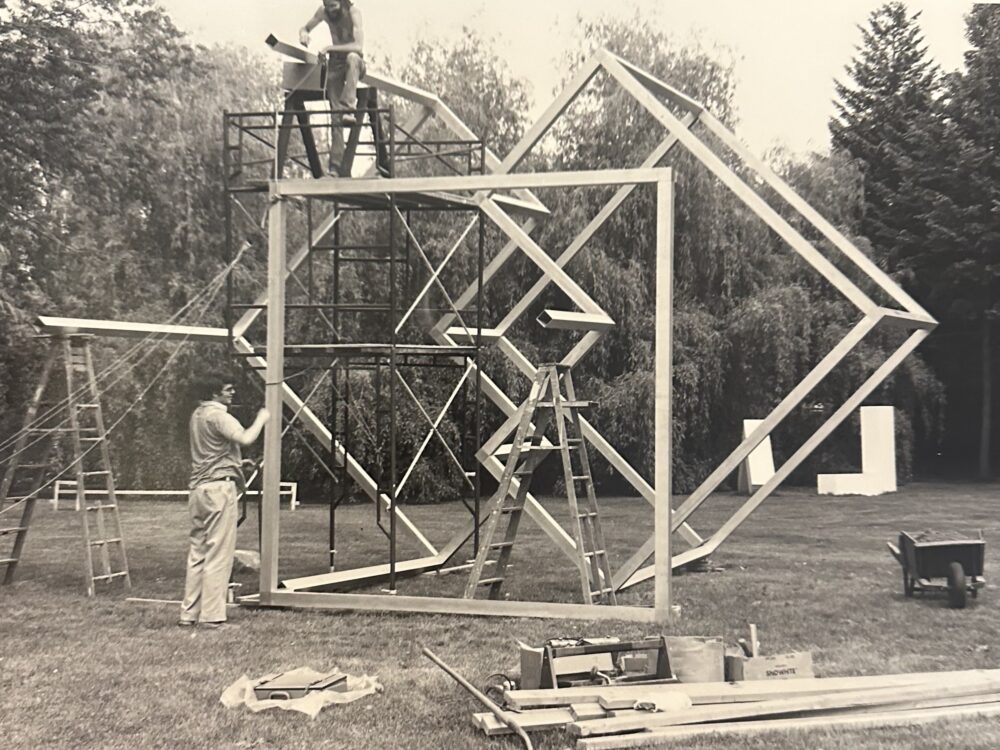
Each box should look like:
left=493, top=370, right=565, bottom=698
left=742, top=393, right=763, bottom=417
left=35, top=316, right=228, bottom=342
left=473, top=703, right=608, bottom=735
left=504, top=669, right=1000, bottom=710
left=575, top=701, right=1000, bottom=749
left=282, top=554, right=444, bottom=591
left=265, top=589, right=660, bottom=621
left=274, top=167, right=669, bottom=197
left=599, top=50, right=878, bottom=316
left=570, top=674, right=1000, bottom=736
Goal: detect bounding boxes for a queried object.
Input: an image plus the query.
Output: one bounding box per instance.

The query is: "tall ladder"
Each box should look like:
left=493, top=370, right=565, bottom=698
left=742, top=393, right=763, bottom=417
left=0, top=335, right=131, bottom=594
left=0, top=344, right=61, bottom=584
left=464, top=363, right=616, bottom=605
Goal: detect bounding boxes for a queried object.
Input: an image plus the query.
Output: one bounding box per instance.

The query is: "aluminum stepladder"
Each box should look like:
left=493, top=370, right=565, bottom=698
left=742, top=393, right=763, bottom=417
left=464, top=363, right=616, bottom=605
left=0, top=335, right=130, bottom=594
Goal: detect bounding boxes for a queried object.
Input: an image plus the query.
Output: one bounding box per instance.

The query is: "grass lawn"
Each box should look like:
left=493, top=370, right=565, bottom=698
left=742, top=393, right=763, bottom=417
left=3, top=481, right=1000, bottom=749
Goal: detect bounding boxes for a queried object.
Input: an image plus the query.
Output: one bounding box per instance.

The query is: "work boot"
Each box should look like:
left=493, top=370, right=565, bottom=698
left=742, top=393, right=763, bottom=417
left=338, top=100, right=358, bottom=126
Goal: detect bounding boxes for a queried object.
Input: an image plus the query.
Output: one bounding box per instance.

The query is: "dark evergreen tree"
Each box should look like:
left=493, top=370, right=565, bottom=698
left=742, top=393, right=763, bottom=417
left=899, top=4, right=1000, bottom=477
left=830, top=2, right=941, bottom=276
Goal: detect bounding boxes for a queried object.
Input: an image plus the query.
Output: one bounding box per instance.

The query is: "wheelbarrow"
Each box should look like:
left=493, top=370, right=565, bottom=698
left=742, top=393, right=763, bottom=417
left=888, top=531, right=985, bottom=609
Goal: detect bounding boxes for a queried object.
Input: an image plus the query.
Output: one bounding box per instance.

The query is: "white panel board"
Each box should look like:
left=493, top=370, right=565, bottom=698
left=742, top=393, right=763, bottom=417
left=817, top=406, right=896, bottom=496
left=737, top=418, right=776, bottom=494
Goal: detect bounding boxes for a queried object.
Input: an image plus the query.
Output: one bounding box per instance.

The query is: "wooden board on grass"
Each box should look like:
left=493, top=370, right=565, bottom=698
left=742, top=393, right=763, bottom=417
left=569, top=675, right=1000, bottom=737
left=575, top=700, right=1000, bottom=749
left=504, top=668, right=1000, bottom=710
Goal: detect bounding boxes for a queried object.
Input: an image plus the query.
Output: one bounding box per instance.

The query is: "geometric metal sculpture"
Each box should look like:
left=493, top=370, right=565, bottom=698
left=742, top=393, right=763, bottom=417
left=17, top=44, right=937, bottom=623
left=246, top=47, right=935, bottom=623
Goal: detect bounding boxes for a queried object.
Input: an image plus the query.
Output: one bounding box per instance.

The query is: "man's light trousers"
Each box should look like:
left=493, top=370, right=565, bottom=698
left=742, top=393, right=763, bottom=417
left=180, top=479, right=238, bottom=624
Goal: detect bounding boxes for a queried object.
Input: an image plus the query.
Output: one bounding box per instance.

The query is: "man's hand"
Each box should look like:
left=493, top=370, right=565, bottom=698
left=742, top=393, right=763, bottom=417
left=299, top=29, right=310, bottom=46
left=256, top=408, right=271, bottom=423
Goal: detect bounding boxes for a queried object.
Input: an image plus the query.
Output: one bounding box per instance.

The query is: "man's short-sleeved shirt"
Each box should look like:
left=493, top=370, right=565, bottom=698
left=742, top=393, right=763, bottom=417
left=189, top=401, right=243, bottom=489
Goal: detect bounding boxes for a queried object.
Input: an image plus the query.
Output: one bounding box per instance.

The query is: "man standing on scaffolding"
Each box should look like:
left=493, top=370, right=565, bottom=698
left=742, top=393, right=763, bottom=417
left=179, top=375, right=269, bottom=628
left=299, top=0, right=365, bottom=177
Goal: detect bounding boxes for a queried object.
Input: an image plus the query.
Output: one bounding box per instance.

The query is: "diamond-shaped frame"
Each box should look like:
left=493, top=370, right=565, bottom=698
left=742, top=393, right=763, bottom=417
left=252, top=51, right=935, bottom=622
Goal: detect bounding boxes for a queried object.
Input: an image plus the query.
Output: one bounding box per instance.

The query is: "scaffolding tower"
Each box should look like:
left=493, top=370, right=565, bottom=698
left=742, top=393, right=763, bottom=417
left=223, top=91, right=487, bottom=591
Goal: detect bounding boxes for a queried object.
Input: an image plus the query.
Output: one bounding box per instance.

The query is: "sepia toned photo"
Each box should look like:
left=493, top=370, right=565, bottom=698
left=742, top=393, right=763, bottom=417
left=2, top=1, right=999, bottom=747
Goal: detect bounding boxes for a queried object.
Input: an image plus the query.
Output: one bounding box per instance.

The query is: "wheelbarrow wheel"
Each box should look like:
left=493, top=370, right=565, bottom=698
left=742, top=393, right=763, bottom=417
left=947, top=561, right=967, bottom=609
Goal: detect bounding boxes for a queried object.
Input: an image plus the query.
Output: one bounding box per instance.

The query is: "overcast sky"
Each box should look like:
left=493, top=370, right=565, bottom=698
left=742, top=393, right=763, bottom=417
left=155, top=0, right=978, bottom=157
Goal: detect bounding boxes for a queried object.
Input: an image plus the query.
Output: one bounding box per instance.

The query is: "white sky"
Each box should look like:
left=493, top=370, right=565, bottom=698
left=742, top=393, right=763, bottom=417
left=155, top=0, right=977, bottom=156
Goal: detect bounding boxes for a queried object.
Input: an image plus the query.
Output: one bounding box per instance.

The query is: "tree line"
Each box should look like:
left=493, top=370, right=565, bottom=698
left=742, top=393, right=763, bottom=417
left=0, top=1, right=995, bottom=501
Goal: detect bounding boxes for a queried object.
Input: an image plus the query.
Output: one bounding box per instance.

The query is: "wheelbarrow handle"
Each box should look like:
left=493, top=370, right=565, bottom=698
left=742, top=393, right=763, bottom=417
left=887, top=541, right=903, bottom=564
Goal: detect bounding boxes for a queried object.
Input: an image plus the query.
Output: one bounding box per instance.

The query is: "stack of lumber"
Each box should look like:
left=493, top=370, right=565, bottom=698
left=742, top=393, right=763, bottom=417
left=471, top=669, right=1000, bottom=747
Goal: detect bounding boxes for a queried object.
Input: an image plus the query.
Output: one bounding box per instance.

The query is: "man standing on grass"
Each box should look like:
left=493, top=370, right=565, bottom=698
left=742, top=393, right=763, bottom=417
left=299, top=0, right=365, bottom=176
left=179, top=374, right=269, bottom=629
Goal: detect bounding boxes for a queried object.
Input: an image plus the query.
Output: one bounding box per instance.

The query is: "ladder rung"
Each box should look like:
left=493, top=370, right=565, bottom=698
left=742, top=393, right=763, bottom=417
left=0, top=527, right=27, bottom=535
left=0, top=557, right=17, bottom=564
left=536, top=400, right=591, bottom=408
left=80, top=437, right=104, bottom=442
left=591, top=587, right=615, bottom=595
left=572, top=474, right=591, bottom=481
left=583, top=550, right=607, bottom=558
left=81, top=471, right=110, bottom=476
left=90, top=538, right=123, bottom=546
left=476, top=577, right=505, bottom=586
left=579, top=511, right=598, bottom=519
left=76, top=404, right=100, bottom=409
left=489, top=541, right=515, bottom=550
left=15, top=463, right=49, bottom=469
left=91, top=571, right=129, bottom=582
left=85, top=504, right=117, bottom=511
left=499, top=506, right=521, bottom=514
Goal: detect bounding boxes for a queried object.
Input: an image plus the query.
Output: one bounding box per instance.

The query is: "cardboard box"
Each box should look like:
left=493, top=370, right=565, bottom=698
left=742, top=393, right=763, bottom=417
left=725, top=652, right=814, bottom=682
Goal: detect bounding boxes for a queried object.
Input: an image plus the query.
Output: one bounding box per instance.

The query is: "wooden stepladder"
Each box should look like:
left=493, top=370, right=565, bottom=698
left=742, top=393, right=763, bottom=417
left=0, top=335, right=130, bottom=595
left=464, top=363, right=616, bottom=605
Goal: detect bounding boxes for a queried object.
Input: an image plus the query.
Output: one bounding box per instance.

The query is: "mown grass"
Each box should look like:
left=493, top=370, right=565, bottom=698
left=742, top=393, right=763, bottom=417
left=3, top=482, right=1000, bottom=749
